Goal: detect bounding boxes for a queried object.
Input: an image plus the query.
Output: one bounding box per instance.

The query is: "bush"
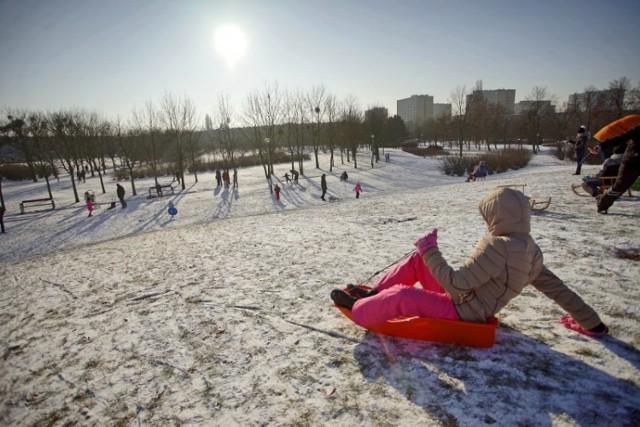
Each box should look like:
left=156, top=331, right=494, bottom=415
left=441, top=148, right=533, bottom=177
left=0, top=163, right=57, bottom=181
left=402, top=145, right=449, bottom=157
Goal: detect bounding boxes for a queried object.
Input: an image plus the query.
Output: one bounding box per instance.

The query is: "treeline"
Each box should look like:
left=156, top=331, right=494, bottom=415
left=1, top=78, right=638, bottom=203
left=422, top=78, right=639, bottom=157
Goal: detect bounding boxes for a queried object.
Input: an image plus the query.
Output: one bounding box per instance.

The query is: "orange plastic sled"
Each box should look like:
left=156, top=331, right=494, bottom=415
left=334, top=288, right=499, bottom=348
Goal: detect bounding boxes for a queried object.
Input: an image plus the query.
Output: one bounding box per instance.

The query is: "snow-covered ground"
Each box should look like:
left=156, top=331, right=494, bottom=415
left=1, top=147, right=639, bottom=426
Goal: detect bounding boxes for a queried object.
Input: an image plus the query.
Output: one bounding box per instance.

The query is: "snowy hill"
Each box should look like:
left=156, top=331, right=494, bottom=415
left=1, top=148, right=639, bottom=425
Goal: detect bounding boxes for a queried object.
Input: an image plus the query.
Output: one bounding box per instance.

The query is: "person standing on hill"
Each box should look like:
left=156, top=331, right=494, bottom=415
left=590, top=114, right=640, bottom=213
left=274, top=183, right=281, bottom=201
left=573, top=125, right=589, bottom=175
left=353, top=181, right=362, bottom=198
left=0, top=204, right=5, bottom=233
left=116, top=183, right=127, bottom=208
left=233, top=168, right=238, bottom=188
left=84, top=191, right=94, bottom=218
left=320, top=174, right=327, bottom=201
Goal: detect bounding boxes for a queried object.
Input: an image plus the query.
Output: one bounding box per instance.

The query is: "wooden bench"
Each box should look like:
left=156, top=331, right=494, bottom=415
left=148, top=184, right=174, bottom=198
left=20, top=198, right=55, bottom=214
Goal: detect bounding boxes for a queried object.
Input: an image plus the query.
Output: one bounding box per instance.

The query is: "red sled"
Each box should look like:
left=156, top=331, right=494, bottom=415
left=334, top=286, right=499, bottom=348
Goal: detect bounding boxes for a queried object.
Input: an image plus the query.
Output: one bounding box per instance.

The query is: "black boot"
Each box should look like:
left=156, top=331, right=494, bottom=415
left=346, top=284, right=378, bottom=299
left=331, top=289, right=356, bottom=310
left=596, top=192, right=616, bottom=214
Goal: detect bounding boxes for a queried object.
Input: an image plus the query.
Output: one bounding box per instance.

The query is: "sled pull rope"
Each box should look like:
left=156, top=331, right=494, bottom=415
left=358, top=249, right=415, bottom=285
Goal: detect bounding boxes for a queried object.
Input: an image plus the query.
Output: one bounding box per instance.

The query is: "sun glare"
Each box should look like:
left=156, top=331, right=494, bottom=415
left=214, top=24, right=247, bottom=68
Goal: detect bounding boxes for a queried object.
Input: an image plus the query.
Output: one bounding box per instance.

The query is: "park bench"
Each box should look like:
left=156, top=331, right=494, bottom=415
left=148, top=184, right=174, bottom=198
left=20, top=198, right=55, bottom=214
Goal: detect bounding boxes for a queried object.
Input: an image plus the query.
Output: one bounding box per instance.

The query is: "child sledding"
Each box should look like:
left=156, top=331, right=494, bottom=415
left=331, top=187, right=608, bottom=346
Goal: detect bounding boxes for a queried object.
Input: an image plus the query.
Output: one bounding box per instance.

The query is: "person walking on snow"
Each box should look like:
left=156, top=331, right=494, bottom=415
left=85, top=191, right=94, bottom=218
left=116, top=183, right=127, bottom=208
left=353, top=181, right=362, bottom=198
left=274, top=183, right=281, bottom=201
left=573, top=125, right=589, bottom=175
left=320, top=174, right=327, bottom=201
left=331, top=187, right=608, bottom=338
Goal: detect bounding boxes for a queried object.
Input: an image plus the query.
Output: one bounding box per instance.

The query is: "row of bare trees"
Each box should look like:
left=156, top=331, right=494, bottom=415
left=423, top=77, right=639, bottom=156
left=2, top=77, right=639, bottom=203
left=1, top=85, right=409, bottom=201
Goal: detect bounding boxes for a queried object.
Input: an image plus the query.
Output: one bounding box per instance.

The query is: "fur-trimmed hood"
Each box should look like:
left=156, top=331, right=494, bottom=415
left=478, top=187, right=530, bottom=236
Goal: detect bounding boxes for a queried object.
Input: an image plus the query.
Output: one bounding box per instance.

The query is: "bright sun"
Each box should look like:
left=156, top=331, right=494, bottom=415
left=214, top=24, right=247, bottom=68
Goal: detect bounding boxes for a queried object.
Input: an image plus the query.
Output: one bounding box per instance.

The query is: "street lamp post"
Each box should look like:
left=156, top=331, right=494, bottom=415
left=264, top=137, right=272, bottom=192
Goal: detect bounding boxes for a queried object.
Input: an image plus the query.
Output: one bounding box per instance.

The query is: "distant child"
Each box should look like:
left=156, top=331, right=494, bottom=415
left=331, top=187, right=608, bottom=338
left=85, top=192, right=94, bottom=218
left=274, top=184, right=281, bottom=200
left=283, top=173, right=291, bottom=183
left=465, top=161, right=487, bottom=182
left=340, top=171, right=349, bottom=181
left=353, top=182, right=362, bottom=198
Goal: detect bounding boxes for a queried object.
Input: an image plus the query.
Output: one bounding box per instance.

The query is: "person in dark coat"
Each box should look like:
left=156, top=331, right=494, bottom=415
left=274, top=184, right=281, bottom=201
left=573, top=126, right=589, bottom=175
left=0, top=205, right=5, bottom=233
left=116, top=184, right=127, bottom=208
left=320, top=174, right=327, bottom=201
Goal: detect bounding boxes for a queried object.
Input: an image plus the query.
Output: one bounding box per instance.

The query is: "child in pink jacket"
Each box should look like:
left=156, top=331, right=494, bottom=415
left=331, top=187, right=608, bottom=338
left=353, top=182, right=362, bottom=198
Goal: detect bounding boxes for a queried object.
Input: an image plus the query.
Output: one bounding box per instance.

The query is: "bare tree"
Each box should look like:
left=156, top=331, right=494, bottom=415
left=50, top=110, right=83, bottom=203
left=132, top=101, right=163, bottom=188
left=159, top=92, right=198, bottom=189
left=449, top=85, right=467, bottom=157
left=324, top=94, right=339, bottom=171
left=339, top=95, right=362, bottom=169
left=306, top=84, right=326, bottom=169
left=1, top=109, right=39, bottom=182
left=25, top=111, right=57, bottom=198
left=523, top=86, right=553, bottom=154
left=608, top=76, right=631, bottom=119
left=242, top=82, right=283, bottom=189
left=211, top=93, right=238, bottom=169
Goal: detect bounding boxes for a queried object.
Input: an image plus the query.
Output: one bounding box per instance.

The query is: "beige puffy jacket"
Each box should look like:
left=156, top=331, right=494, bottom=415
left=422, top=187, right=603, bottom=329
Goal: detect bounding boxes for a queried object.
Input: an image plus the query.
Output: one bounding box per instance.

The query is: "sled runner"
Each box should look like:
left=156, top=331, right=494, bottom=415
left=494, top=184, right=551, bottom=212
left=334, top=286, right=498, bottom=348
left=571, top=177, right=634, bottom=198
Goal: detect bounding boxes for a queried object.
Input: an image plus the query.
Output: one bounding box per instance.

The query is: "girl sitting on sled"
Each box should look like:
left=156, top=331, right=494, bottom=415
left=331, top=187, right=608, bottom=338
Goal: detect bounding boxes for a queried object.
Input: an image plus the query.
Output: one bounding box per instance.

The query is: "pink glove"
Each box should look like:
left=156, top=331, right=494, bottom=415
left=560, top=314, right=608, bottom=338
left=414, top=228, right=438, bottom=255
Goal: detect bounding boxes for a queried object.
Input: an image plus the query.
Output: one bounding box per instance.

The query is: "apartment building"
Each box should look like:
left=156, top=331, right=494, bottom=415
left=397, top=94, right=434, bottom=131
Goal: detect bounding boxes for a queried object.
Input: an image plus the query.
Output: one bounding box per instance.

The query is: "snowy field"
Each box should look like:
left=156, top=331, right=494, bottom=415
left=1, top=147, right=639, bottom=426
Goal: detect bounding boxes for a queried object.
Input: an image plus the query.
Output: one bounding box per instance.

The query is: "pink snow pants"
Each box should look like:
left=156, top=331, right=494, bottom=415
left=351, top=252, right=460, bottom=328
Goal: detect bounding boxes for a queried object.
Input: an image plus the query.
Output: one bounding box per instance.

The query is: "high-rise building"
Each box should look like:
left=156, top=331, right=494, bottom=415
left=397, top=95, right=434, bottom=131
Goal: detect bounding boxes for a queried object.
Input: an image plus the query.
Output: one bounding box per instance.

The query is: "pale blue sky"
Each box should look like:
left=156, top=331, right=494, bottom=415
left=1, top=0, right=639, bottom=122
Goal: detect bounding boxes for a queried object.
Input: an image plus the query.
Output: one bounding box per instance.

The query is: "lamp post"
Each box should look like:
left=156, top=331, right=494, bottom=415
left=264, top=137, right=272, bottom=192
left=370, top=134, right=375, bottom=168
